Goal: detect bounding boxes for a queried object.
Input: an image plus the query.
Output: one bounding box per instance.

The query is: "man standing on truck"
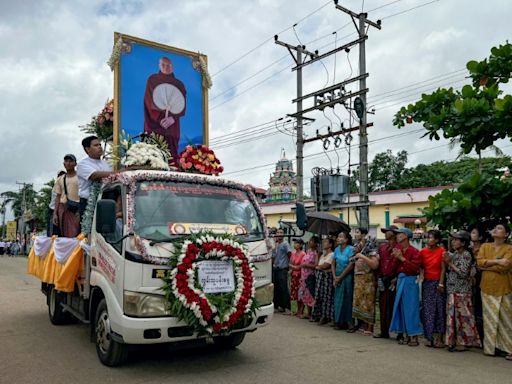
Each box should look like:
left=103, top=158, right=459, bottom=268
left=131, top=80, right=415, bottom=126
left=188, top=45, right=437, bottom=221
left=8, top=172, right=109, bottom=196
left=77, top=136, right=113, bottom=218
left=53, top=154, right=81, bottom=237
left=272, top=229, right=292, bottom=314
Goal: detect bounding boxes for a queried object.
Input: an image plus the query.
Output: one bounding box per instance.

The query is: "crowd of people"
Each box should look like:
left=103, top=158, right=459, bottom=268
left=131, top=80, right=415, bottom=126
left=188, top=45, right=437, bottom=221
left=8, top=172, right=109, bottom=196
left=271, top=223, right=512, bottom=361
left=47, top=135, right=113, bottom=238
left=0, top=239, right=21, bottom=256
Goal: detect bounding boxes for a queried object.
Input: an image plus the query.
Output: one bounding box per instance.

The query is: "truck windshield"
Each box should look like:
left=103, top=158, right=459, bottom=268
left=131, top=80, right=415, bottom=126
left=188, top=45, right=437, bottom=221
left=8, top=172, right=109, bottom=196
left=134, top=181, right=264, bottom=242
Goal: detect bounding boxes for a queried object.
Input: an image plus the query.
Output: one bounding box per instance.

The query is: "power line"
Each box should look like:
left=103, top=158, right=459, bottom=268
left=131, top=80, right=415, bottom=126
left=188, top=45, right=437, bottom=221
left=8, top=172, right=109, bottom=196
left=210, top=0, right=442, bottom=109
left=380, top=0, right=441, bottom=19
left=210, top=0, right=332, bottom=78
left=210, top=70, right=468, bottom=147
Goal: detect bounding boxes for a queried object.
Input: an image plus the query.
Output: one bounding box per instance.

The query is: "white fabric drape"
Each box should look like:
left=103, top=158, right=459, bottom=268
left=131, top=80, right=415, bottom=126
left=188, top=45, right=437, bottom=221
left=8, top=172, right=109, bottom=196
left=54, top=237, right=80, bottom=264
left=34, top=236, right=53, bottom=257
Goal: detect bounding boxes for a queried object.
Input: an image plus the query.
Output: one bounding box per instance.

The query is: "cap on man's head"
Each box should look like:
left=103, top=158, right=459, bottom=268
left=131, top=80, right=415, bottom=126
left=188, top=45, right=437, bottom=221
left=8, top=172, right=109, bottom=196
left=380, top=225, right=399, bottom=234
left=396, top=227, right=413, bottom=239
left=450, top=230, right=470, bottom=242
left=64, top=154, right=77, bottom=162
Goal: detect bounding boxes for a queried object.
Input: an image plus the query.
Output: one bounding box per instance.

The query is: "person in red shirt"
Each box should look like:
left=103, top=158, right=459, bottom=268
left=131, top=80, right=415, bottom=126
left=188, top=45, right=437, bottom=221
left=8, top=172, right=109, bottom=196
left=375, top=225, right=400, bottom=339
left=419, top=229, right=446, bottom=348
left=389, top=228, right=423, bottom=346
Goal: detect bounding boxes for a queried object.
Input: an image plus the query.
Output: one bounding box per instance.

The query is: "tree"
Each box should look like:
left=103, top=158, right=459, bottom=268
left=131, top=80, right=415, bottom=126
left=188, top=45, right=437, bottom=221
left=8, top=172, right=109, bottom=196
left=393, top=42, right=512, bottom=230
left=423, top=173, right=512, bottom=230
left=350, top=150, right=408, bottom=192
left=393, top=42, right=512, bottom=170
left=350, top=149, right=511, bottom=193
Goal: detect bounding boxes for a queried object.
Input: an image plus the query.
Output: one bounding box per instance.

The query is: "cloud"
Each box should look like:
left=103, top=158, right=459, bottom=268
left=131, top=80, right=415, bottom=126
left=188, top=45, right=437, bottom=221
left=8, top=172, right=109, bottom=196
left=1, top=0, right=511, bottom=219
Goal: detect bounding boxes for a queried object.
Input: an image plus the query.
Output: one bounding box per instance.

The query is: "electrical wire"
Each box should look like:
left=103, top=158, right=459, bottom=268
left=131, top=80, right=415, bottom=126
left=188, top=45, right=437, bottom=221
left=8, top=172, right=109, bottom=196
left=380, top=0, right=440, bottom=20
left=211, top=0, right=332, bottom=77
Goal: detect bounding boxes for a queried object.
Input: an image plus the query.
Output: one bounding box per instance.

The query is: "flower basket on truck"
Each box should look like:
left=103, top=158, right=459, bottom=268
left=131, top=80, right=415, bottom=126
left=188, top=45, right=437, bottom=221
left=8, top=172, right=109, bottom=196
left=28, top=169, right=274, bottom=366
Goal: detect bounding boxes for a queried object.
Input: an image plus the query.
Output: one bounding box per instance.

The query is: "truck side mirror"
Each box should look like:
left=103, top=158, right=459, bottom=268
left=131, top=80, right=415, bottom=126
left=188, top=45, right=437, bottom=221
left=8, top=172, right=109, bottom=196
left=96, top=200, right=117, bottom=235
left=295, top=202, right=308, bottom=230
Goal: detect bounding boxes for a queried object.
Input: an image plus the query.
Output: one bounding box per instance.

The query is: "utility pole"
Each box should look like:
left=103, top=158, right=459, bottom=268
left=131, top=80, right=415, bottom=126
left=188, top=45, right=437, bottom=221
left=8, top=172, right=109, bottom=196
left=275, top=1, right=380, bottom=223
left=335, top=1, right=381, bottom=230
left=274, top=36, right=317, bottom=203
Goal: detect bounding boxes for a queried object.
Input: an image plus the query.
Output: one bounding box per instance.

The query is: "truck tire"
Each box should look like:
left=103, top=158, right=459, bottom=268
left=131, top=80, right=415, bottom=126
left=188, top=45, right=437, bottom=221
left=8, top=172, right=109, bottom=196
left=94, top=299, right=128, bottom=366
left=213, top=332, right=246, bottom=349
left=48, top=287, right=69, bottom=325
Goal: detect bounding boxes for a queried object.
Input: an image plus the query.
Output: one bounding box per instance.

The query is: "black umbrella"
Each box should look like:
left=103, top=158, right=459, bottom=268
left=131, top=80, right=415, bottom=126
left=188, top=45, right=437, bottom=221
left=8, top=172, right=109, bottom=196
left=306, top=211, right=350, bottom=236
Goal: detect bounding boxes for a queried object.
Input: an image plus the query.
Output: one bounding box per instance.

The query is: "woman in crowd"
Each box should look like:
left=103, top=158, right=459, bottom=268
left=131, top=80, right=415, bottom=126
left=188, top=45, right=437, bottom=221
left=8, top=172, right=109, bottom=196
left=389, top=228, right=423, bottom=346
left=476, top=222, right=512, bottom=361
left=332, top=230, right=355, bottom=330
left=441, top=231, right=481, bottom=352
left=349, top=227, right=378, bottom=335
left=419, top=229, right=446, bottom=348
left=299, top=236, right=319, bottom=320
left=289, top=239, right=306, bottom=317
left=469, top=225, right=487, bottom=340
left=312, top=237, right=335, bottom=325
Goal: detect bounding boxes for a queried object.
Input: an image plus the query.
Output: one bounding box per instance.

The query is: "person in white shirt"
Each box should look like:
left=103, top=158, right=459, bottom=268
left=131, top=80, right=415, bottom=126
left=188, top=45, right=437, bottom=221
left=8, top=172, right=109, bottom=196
left=0, top=240, right=5, bottom=256
left=77, top=136, right=113, bottom=218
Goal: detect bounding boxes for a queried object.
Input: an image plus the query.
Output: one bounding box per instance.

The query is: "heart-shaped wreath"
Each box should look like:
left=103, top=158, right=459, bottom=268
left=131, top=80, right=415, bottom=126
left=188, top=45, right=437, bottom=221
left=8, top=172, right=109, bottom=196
left=161, top=233, right=258, bottom=334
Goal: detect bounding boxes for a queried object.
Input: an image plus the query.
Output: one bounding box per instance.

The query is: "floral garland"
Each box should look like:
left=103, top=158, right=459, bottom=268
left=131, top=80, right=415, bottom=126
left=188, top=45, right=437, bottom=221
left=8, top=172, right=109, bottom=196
left=102, top=171, right=269, bottom=265
left=199, top=54, right=213, bottom=89
left=161, top=233, right=257, bottom=334
left=178, top=145, right=223, bottom=175
left=80, top=182, right=102, bottom=237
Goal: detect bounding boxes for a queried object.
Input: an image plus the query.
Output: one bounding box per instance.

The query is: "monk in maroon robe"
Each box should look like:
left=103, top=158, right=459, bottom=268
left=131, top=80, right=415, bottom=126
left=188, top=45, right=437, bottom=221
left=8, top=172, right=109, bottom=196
left=143, top=57, right=186, bottom=162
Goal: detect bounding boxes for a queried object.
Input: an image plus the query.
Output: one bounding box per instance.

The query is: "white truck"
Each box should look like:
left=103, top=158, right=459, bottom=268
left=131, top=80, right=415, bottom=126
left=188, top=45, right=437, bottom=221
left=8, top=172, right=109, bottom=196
left=44, top=170, right=274, bottom=366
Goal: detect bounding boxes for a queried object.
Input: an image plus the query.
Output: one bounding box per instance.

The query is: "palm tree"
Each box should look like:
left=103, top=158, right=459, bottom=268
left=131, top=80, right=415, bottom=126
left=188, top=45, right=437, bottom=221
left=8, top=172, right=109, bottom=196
left=448, top=137, right=504, bottom=172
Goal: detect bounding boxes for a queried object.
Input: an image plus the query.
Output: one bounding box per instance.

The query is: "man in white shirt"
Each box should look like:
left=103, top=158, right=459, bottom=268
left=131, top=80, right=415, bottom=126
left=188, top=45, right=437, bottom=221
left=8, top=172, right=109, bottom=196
left=77, top=136, right=113, bottom=218
left=0, top=239, right=5, bottom=256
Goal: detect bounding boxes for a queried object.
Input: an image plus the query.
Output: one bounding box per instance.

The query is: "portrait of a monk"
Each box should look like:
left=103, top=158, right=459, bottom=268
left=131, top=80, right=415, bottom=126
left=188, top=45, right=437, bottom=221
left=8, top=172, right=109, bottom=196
left=143, top=57, right=186, bottom=162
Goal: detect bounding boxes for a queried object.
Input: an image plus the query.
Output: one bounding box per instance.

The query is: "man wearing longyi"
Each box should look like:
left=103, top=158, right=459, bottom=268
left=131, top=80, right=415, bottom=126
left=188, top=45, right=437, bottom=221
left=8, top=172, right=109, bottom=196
left=143, top=56, right=187, bottom=162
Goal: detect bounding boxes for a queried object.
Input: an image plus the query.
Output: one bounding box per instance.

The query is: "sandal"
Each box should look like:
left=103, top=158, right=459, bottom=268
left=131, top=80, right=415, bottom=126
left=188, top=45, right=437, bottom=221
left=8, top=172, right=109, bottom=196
left=408, top=337, right=419, bottom=347
left=362, top=330, right=373, bottom=336
left=397, top=337, right=407, bottom=345
left=506, top=354, right=512, bottom=361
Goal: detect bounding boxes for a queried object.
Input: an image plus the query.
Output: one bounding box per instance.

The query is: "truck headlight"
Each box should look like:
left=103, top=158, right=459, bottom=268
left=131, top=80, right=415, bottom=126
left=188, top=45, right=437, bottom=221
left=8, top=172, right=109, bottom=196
left=124, top=291, right=171, bottom=317
left=254, top=283, right=273, bottom=306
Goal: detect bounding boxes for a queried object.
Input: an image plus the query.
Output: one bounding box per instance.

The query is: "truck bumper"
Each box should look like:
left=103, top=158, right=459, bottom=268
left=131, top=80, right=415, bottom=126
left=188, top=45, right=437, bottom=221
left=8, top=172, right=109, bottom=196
left=111, top=303, right=274, bottom=344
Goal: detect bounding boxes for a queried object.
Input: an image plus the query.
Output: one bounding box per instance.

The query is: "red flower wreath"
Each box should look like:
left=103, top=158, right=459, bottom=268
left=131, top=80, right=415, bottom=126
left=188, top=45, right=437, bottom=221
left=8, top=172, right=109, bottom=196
left=164, top=234, right=256, bottom=334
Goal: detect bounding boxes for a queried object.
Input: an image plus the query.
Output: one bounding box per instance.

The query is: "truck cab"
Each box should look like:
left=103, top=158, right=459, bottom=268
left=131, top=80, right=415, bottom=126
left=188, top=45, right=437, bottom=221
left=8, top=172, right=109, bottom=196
left=47, top=170, right=274, bottom=366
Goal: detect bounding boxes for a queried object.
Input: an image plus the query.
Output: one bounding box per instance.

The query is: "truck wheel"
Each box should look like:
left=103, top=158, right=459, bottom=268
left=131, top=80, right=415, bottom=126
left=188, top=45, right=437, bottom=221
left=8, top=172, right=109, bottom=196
left=213, top=332, right=246, bottom=349
left=94, top=299, right=128, bottom=366
left=48, top=287, right=69, bottom=325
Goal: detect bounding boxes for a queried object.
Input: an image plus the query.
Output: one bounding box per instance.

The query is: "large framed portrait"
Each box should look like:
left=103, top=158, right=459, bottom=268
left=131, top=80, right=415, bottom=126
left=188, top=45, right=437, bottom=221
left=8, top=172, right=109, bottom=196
left=113, top=33, right=209, bottom=162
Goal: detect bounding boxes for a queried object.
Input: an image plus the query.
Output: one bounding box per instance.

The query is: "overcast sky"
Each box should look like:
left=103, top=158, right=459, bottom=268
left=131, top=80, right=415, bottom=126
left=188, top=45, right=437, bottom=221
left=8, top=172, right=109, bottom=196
left=1, top=0, right=511, bottom=219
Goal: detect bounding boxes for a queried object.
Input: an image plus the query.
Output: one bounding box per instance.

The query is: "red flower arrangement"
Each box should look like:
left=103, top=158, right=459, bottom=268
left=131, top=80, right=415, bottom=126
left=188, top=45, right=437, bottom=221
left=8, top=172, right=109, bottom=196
left=81, top=99, right=114, bottom=141
left=178, top=145, right=224, bottom=175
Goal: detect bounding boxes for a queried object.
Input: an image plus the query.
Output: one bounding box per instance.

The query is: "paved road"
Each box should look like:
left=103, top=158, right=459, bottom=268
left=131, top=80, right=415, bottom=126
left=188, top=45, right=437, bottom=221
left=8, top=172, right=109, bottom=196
left=0, top=256, right=510, bottom=384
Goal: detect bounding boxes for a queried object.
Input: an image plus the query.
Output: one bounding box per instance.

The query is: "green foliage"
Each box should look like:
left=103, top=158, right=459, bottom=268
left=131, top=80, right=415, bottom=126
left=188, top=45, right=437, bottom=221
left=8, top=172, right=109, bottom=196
left=350, top=150, right=511, bottom=193
left=423, top=173, right=512, bottom=230
left=393, top=42, right=512, bottom=156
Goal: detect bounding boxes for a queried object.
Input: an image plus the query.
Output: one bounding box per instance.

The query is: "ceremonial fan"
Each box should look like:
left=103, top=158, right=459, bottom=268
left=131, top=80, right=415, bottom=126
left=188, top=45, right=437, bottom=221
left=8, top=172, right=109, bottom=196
left=153, top=83, right=185, bottom=118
